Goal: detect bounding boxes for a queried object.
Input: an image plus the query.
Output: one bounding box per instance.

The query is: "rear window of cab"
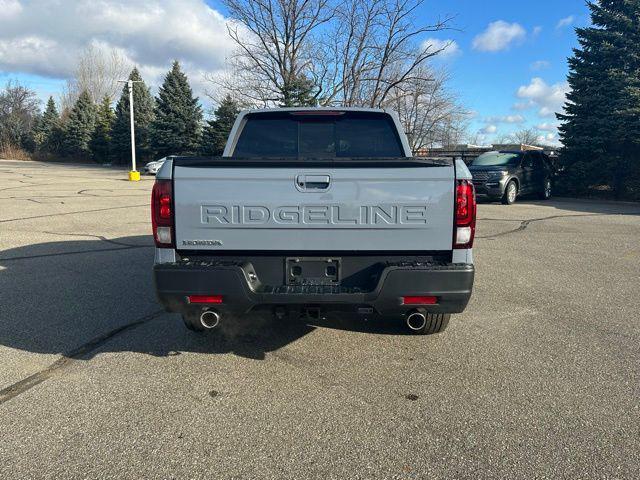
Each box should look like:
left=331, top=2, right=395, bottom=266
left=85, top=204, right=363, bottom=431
left=232, top=111, right=404, bottom=158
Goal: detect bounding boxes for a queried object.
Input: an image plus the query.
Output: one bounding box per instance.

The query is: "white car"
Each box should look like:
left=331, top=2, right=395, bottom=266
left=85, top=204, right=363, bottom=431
left=144, top=158, right=167, bottom=175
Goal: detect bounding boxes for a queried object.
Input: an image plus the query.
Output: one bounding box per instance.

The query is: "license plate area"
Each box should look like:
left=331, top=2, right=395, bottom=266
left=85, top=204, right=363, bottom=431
left=286, top=257, right=341, bottom=286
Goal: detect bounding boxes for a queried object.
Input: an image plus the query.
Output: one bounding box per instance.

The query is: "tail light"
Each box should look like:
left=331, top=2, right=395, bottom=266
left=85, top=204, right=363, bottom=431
left=151, top=179, right=174, bottom=248
left=454, top=179, right=476, bottom=249
left=403, top=296, right=438, bottom=305
left=187, top=295, right=223, bottom=304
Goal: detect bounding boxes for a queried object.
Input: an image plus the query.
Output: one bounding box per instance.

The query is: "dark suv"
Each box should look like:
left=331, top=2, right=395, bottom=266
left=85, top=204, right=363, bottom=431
left=468, top=150, right=553, bottom=205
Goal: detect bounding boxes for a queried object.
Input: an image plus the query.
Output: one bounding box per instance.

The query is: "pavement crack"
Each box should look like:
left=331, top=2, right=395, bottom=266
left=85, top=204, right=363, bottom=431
left=76, top=189, right=148, bottom=198
left=0, top=310, right=165, bottom=405
left=0, top=182, right=57, bottom=192
left=479, top=218, right=527, bottom=222
left=77, top=188, right=108, bottom=197
left=478, top=213, right=605, bottom=239
left=0, top=192, right=147, bottom=200
left=0, top=203, right=148, bottom=223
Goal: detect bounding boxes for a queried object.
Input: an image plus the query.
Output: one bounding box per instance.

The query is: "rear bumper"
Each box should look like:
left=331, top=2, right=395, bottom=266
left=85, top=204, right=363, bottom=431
left=154, top=261, right=474, bottom=316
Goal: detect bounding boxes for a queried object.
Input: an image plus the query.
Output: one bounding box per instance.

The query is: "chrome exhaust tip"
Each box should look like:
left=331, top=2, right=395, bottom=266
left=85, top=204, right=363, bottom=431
left=200, top=310, right=220, bottom=329
left=406, top=311, right=427, bottom=331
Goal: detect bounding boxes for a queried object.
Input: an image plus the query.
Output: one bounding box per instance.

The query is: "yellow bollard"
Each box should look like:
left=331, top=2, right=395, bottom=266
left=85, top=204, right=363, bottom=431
left=128, top=170, right=141, bottom=182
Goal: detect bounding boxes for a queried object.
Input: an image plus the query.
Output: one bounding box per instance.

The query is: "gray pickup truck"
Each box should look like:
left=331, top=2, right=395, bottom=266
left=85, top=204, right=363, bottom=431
left=152, top=108, right=475, bottom=335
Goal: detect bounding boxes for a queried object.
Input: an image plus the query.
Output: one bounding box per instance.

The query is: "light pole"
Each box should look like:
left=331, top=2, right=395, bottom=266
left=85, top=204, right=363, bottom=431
left=118, top=79, right=143, bottom=181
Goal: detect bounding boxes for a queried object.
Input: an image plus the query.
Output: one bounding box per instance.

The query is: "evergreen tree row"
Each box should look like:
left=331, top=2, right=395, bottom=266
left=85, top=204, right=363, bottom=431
left=31, top=62, right=240, bottom=165
left=558, top=0, right=640, bottom=200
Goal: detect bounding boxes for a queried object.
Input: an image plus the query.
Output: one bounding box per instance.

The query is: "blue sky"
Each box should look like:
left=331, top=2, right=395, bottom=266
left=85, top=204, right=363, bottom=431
left=422, top=0, right=589, bottom=144
left=0, top=0, right=589, bottom=145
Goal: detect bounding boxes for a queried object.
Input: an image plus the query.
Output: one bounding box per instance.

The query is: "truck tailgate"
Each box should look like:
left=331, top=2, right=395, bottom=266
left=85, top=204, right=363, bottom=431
left=173, top=164, right=454, bottom=252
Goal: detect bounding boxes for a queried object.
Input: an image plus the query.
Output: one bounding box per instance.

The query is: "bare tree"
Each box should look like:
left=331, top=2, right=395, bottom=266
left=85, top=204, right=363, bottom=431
left=500, top=128, right=539, bottom=146
left=61, top=45, right=131, bottom=113
left=212, top=0, right=453, bottom=108
left=319, top=0, right=452, bottom=107
left=388, top=66, right=468, bottom=151
left=216, top=0, right=334, bottom=106
left=438, top=111, right=471, bottom=147
left=0, top=81, right=41, bottom=156
left=466, top=131, right=488, bottom=146
left=212, top=0, right=467, bottom=143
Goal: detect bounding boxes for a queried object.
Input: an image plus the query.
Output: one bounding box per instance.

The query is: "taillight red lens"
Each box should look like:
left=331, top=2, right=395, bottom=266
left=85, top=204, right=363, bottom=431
left=455, top=180, right=474, bottom=225
left=187, top=295, right=223, bottom=304
left=151, top=180, right=174, bottom=248
left=403, top=296, right=438, bottom=305
left=159, top=195, right=171, bottom=219
left=454, top=179, right=476, bottom=249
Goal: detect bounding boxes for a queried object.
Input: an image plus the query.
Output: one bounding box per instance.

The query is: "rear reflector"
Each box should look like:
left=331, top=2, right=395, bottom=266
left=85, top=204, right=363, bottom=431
left=187, top=295, right=224, bottom=304
left=455, top=226, right=472, bottom=245
left=403, top=296, right=438, bottom=305
left=155, top=226, right=172, bottom=245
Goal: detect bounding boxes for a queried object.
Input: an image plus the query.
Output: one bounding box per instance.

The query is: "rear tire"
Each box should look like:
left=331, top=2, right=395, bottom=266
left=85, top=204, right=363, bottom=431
left=410, top=313, right=450, bottom=335
left=501, top=180, right=517, bottom=205
left=181, top=313, right=205, bottom=332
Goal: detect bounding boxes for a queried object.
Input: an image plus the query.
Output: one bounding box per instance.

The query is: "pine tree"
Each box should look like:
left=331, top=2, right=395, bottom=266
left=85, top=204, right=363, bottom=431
left=63, top=90, right=96, bottom=158
left=25, top=113, right=43, bottom=152
left=42, top=97, right=59, bottom=131
left=150, top=61, right=203, bottom=156
left=201, top=95, right=240, bottom=155
left=38, top=97, right=65, bottom=155
left=112, top=68, right=155, bottom=165
left=47, top=122, right=66, bottom=156
left=558, top=0, right=640, bottom=198
left=27, top=96, right=62, bottom=155
left=90, top=96, right=116, bottom=163
left=281, top=75, right=317, bottom=107
left=38, top=97, right=64, bottom=155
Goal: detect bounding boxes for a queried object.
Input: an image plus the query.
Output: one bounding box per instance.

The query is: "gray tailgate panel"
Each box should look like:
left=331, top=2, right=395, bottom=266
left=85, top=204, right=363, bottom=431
left=174, top=167, right=454, bottom=251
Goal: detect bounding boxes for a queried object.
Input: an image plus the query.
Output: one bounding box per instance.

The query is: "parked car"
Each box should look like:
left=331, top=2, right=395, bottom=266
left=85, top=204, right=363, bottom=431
left=468, top=150, right=554, bottom=205
left=144, top=157, right=168, bottom=175
left=151, top=108, right=476, bottom=335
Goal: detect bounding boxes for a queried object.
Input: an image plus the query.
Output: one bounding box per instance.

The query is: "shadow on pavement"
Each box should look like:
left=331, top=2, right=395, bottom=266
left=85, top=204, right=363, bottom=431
left=480, top=197, right=640, bottom=216
left=0, top=235, right=407, bottom=362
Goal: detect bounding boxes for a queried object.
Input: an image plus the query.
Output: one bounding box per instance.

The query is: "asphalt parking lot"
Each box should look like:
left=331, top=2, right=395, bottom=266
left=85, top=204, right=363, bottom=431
left=0, top=159, right=638, bottom=479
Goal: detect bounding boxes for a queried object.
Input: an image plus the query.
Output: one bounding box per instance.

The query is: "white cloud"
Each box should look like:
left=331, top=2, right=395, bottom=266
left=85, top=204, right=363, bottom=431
left=517, top=77, right=569, bottom=118
left=539, top=106, right=558, bottom=117
left=485, top=114, right=525, bottom=124
left=472, top=21, right=526, bottom=52
left=535, top=123, right=561, bottom=146
left=422, top=38, right=461, bottom=59
left=556, top=15, right=575, bottom=29
left=536, top=133, right=558, bottom=145
left=536, top=122, right=559, bottom=132
left=0, top=0, right=237, bottom=96
left=532, top=26, right=543, bottom=37
left=0, top=36, right=68, bottom=79
left=480, top=124, right=497, bottom=134
left=0, top=0, right=22, bottom=19
left=530, top=60, right=550, bottom=71
left=512, top=100, right=534, bottom=111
